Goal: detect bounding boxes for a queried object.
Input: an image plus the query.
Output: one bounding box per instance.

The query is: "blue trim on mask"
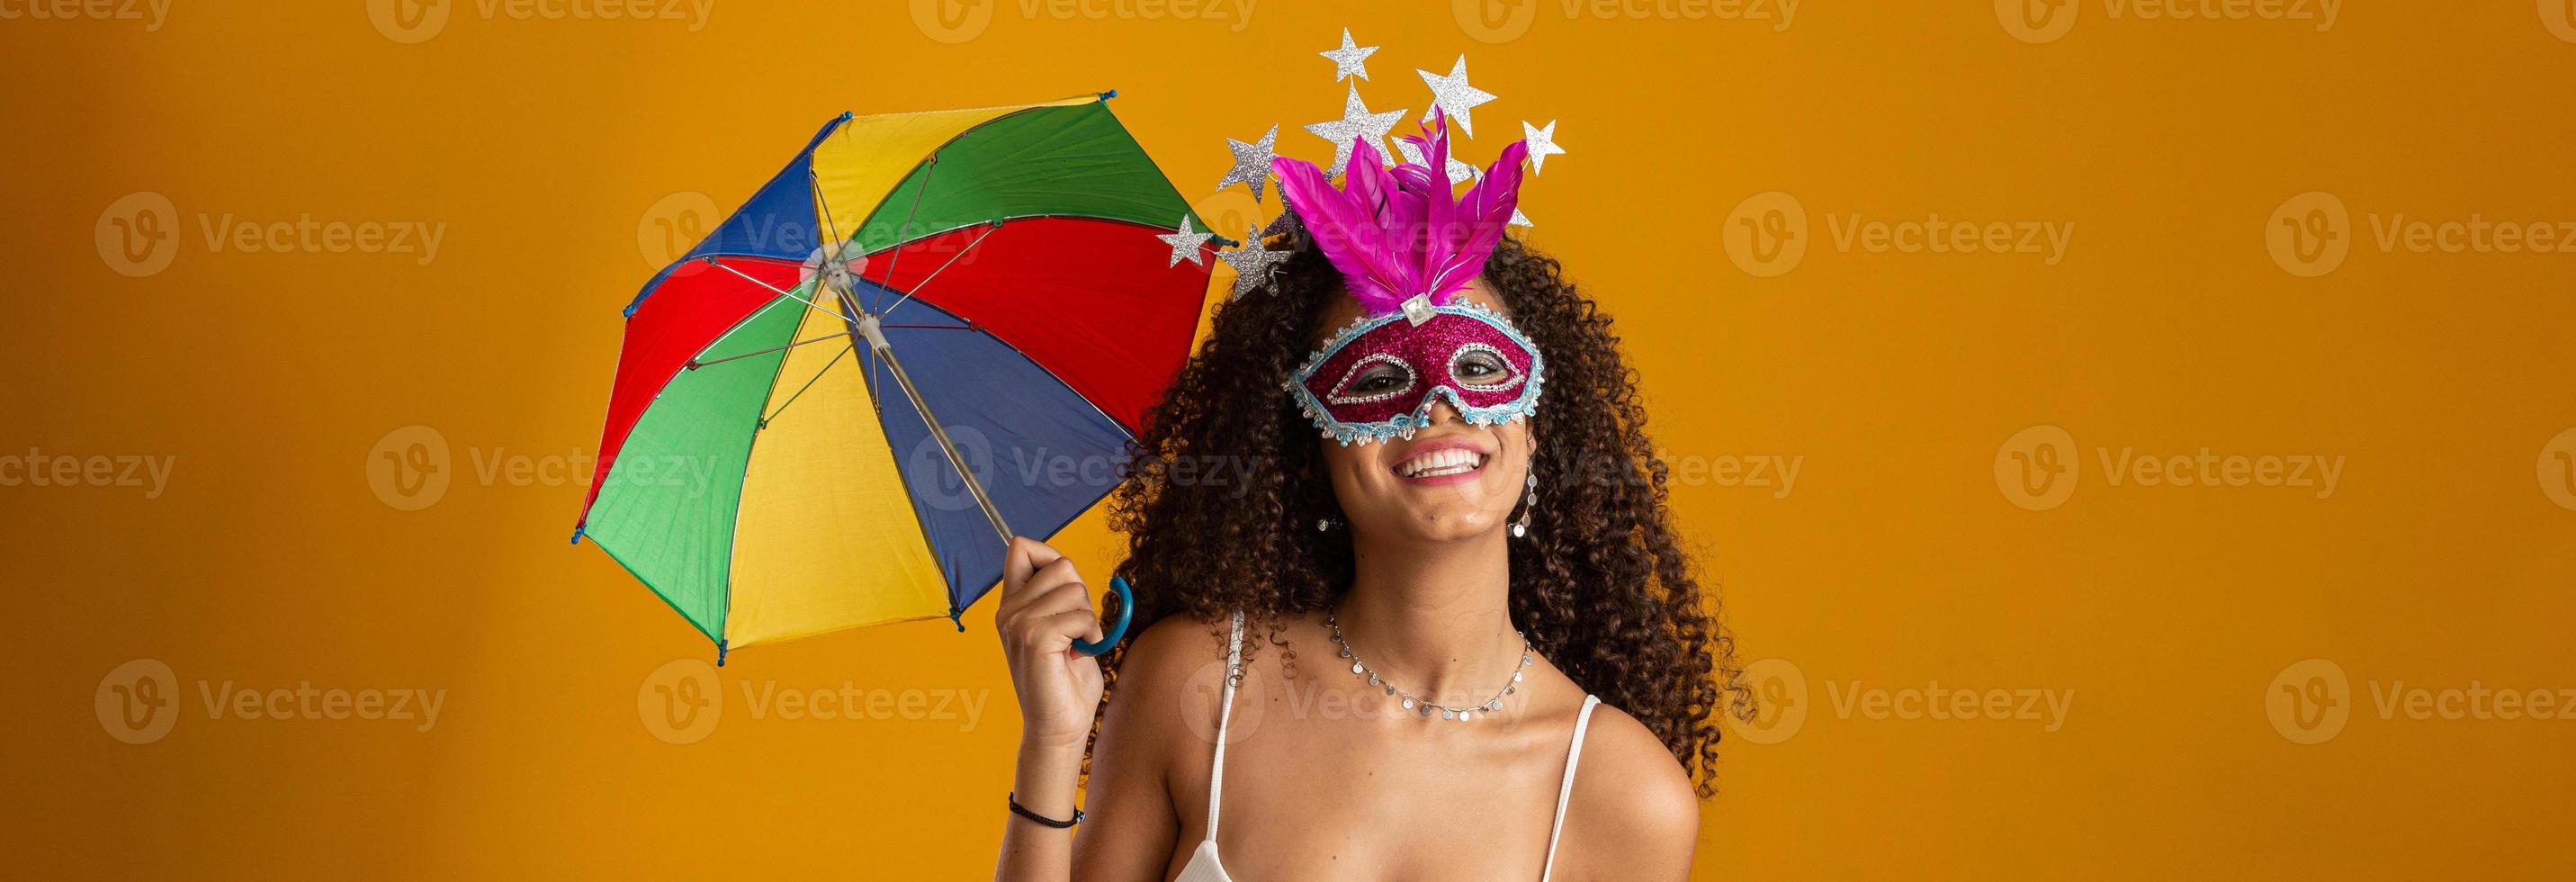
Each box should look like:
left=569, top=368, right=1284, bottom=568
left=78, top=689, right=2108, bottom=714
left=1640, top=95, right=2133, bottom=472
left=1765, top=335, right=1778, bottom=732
left=1284, top=302, right=1547, bottom=446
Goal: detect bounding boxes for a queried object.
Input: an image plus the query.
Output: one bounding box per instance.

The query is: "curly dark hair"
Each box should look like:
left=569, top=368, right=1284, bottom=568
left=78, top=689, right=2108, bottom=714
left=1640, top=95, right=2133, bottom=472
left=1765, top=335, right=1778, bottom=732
left=1091, top=230, right=1750, bottom=797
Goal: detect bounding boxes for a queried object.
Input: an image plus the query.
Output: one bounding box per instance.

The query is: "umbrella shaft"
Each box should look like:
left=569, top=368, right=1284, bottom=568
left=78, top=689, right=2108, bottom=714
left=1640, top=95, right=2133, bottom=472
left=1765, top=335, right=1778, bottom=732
left=857, top=315, right=1015, bottom=544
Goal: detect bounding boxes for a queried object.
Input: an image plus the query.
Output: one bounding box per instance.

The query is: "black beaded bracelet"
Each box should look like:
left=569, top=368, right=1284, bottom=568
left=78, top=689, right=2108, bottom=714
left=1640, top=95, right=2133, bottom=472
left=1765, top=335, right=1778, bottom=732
left=1008, top=792, right=1084, bottom=829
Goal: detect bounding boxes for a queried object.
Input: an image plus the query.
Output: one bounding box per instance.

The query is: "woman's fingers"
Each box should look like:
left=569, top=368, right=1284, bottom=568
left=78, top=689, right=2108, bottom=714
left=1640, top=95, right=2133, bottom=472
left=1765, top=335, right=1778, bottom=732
left=1009, top=572, right=1098, bottom=640
left=1030, top=608, right=1108, bottom=650
left=998, top=536, right=1065, bottom=619
left=1001, top=550, right=1100, bottom=649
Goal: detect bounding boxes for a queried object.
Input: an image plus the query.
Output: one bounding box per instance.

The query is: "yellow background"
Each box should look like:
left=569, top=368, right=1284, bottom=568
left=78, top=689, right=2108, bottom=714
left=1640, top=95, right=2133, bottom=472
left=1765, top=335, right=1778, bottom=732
left=9, top=0, right=2574, bottom=878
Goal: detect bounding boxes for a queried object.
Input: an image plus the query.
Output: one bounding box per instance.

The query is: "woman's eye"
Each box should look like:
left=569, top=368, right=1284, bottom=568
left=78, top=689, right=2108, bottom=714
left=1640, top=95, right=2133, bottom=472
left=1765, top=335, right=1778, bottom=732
left=1354, top=367, right=1408, bottom=392
left=1326, top=356, right=1417, bottom=403
left=1450, top=346, right=1521, bottom=389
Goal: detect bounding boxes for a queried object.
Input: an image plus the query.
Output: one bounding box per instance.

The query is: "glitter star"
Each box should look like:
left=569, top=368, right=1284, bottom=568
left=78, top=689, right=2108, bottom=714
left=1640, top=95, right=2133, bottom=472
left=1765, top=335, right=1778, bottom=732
left=1393, top=138, right=1476, bottom=186
left=1157, top=215, right=1214, bottom=267
left=1215, top=224, right=1291, bottom=299
left=1216, top=124, right=1278, bottom=202
left=1304, top=84, right=1407, bottom=179
left=1320, top=28, right=1378, bottom=82
left=1521, top=120, right=1566, bottom=176
left=1415, top=55, right=1496, bottom=138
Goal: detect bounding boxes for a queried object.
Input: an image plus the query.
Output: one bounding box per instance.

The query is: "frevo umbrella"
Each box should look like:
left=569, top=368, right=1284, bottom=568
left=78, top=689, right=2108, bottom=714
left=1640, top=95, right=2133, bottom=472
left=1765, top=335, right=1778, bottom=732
left=577, top=93, right=1211, bottom=663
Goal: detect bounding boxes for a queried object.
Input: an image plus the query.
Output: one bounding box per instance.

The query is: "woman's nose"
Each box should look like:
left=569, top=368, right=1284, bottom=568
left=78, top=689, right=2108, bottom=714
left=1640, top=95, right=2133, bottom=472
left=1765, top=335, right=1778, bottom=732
left=1423, top=395, right=1465, bottom=426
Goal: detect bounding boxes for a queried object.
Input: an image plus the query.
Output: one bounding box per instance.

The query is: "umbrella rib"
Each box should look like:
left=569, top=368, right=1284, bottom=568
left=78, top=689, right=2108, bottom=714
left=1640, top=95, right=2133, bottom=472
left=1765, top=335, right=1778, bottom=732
left=759, top=343, right=855, bottom=428
left=807, top=166, right=851, bottom=260
left=864, top=342, right=882, bottom=416
left=695, top=295, right=796, bottom=362
left=703, top=257, right=849, bottom=324
left=879, top=221, right=1001, bottom=317
left=689, top=332, right=847, bottom=371
left=868, top=155, right=938, bottom=315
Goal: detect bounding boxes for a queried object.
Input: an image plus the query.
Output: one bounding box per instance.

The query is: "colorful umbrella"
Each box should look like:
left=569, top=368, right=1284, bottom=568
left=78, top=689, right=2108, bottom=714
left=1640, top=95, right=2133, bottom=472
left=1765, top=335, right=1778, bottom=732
left=576, top=93, right=1212, bottom=662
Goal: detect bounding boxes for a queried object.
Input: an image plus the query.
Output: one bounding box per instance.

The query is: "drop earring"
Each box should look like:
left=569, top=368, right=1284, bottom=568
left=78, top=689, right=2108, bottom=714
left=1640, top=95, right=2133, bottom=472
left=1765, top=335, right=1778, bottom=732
left=1317, top=516, right=1340, bottom=532
left=1510, top=471, right=1536, bottom=538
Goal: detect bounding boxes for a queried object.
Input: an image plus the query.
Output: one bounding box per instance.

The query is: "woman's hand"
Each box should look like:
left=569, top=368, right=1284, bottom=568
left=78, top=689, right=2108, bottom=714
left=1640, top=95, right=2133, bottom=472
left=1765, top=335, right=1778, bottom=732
left=997, top=536, right=1108, bottom=752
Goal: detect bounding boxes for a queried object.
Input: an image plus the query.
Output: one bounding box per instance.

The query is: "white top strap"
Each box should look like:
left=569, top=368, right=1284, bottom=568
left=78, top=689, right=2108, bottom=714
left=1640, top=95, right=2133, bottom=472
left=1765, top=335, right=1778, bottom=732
left=1204, top=611, right=1245, bottom=842
left=1539, top=694, right=1602, bottom=882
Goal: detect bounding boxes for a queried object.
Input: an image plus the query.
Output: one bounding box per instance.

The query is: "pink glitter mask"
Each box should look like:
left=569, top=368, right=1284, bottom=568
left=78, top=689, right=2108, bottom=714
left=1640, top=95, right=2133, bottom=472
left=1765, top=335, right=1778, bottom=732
left=1269, top=111, right=1543, bottom=445
left=1287, top=301, right=1544, bottom=445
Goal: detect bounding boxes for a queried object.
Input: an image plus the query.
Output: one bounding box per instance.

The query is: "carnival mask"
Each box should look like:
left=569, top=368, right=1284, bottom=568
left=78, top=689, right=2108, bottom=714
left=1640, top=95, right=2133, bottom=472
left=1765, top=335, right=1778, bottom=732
left=1268, top=112, right=1541, bottom=445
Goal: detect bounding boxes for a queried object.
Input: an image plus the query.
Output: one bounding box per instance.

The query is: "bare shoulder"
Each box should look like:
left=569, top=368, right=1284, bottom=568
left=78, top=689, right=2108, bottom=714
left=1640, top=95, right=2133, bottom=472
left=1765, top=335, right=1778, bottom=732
left=1562, top=701, right=1700, bottom=875
left=1108, top=613, right=1237, bottom=707
left=1090, top=614, right=1238, bottom=799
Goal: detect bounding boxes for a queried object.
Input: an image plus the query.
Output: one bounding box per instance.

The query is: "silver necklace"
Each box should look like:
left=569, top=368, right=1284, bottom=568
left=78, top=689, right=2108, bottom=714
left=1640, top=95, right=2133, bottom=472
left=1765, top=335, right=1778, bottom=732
left=1324, top=613, right=1531, bottom=723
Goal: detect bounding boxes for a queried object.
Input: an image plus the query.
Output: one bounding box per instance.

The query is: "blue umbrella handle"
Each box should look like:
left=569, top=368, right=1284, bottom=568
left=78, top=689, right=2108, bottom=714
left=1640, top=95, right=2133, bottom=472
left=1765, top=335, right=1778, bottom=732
left=1070, top=575, right=1134, bottom=657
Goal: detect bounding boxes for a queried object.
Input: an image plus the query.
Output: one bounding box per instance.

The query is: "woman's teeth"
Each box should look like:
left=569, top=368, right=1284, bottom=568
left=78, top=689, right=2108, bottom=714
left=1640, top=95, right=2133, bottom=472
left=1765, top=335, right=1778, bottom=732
left=1396, top=448, right=1486, bottom=478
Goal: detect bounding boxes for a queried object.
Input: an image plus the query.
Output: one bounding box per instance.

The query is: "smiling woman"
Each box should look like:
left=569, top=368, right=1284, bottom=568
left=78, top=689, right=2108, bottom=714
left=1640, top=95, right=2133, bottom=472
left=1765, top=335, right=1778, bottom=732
left=987, top=111, right=1747, bottom=881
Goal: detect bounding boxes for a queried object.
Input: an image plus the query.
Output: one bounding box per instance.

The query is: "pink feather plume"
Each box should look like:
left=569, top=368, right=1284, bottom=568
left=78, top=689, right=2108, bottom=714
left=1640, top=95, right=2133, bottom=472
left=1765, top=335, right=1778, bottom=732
left=1270, top=111, right=1528, bottom=315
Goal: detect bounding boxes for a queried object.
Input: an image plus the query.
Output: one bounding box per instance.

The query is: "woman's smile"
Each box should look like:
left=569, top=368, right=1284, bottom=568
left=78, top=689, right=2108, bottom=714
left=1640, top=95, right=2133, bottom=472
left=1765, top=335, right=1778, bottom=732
left=1387, top=435, right=1493, bottom=485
